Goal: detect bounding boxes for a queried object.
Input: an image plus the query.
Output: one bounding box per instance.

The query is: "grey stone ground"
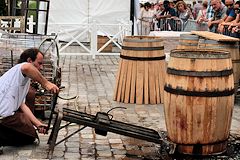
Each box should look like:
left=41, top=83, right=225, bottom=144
left=1, top=55, right=240, bottom=160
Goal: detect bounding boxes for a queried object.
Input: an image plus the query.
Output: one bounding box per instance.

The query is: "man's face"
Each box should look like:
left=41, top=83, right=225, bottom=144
left=159, top=2, right=164, bottom=10
left=211, top=0, right=221, bottom=11
left=32, top=52, right=44, bottom=70
left=225, top=0, right=234, bottom=9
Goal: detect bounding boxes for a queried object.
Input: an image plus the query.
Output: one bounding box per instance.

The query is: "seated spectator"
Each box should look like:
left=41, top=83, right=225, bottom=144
left=175, top=1, right=193, bottom=24
left=208, top=0, right=227, bottom=33
left=217, top=0, right=237, bottom=33
left=197, top=0, right=209, bottom=23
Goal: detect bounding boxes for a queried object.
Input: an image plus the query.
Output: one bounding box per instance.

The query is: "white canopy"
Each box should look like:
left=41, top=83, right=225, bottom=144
left=47, top=0, right=132, bottom=41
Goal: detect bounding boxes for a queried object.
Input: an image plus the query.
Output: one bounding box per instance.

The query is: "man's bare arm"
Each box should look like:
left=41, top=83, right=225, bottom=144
left=21, top=63, right=59, bottom=93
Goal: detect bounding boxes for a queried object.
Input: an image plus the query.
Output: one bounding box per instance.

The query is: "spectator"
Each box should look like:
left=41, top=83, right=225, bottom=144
left=153, top=1, right=165, bottom=30
left=197, top=0, right=209, bottom=23
left=208, top=0, right=227, bottom=33
left=156, top=0, right=177, bottom=20
left=156, top=0, right=177, bottom=30
left=193, top=0, right=204, bottom=19
left=206, top=0, right=215, bottom=19
left=218, top=0, right=237, bottom=32
left=139, top=2, right=154, bottom=35
left=175, top=1, right=193, bottom=24
left=228, top=1, right=240, bottom=35
left=169, top=0, right=176, bottom=9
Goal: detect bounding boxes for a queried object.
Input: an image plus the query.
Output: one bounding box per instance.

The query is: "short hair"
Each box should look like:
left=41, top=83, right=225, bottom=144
left=211, top=0, right=221, bottom=3
left=18, top=48, right=43, bottom=63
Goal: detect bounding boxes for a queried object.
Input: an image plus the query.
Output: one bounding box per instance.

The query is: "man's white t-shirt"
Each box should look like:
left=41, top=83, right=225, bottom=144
left=0, top=63, right=30, bottom=117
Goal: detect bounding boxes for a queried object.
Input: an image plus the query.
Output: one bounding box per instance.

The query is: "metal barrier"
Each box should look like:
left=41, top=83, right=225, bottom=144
left=153, top=19, right=209, bottom=32
left=154, top=18, right=184, bottom=31
left=223, top=25, right=240, bottom=38
left=183, top=19, right=209, bottom=32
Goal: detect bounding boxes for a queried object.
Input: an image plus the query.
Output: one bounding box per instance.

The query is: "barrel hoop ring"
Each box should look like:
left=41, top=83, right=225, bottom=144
left=122, top=46, right=164, bottom=51
left=120, top=54, right=166, bottom=61
left=164, top=86, right=235, bottom=97
left=167, top=68, right=233, bottom=77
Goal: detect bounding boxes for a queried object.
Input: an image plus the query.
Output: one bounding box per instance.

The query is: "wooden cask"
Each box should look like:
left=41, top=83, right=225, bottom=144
left=164, top=49, right=234, bottom=155
left=114, top=36, right=166, bottom=104
left=177, top=34, right=199, bottom=49
left=198, top=39, right=240, bottom=94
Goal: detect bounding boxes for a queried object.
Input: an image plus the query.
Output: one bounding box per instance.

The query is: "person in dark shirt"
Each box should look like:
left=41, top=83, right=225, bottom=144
left=156, top=0, right=176, bottom=19
left=218, top=0, right=237, bottom=32
left=156, top=0, right=177, bottom=30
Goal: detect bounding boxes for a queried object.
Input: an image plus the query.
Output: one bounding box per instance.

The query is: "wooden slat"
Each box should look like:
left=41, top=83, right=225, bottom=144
left=124, top=60, right=132, bottom=103
left=191, top=31, right=239, bottom=42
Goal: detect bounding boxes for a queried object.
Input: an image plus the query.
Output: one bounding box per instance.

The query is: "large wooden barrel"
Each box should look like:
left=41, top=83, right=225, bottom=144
left=114, top=36, right=166, bottom=104
left=177, top=34, right=199, bottom=49
left=198, top=39, right=240, bottom=93
left=164, top=49, right=234, bottom=155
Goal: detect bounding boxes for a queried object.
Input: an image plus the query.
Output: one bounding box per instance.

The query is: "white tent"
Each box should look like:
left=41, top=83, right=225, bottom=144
left=46, top=0, right=134, bottom=41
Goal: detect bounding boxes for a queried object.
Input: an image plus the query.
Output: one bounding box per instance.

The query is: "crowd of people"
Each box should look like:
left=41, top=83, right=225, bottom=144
left=138, top=0, right=240, bottom=38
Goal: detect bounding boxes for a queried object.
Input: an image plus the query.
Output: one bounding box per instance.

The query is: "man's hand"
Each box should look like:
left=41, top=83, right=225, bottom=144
left=43, top=81, right=59, bottom=94
left=208, top=21, right=212, bottom=28
left=37, top=124, right=48, bottom=134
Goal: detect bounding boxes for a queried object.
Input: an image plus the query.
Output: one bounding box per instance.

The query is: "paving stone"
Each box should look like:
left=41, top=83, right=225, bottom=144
left=64, top=152, right=80, bottom=159
left=1, top=55, right=240, bottom=159
left=96, top=150, right=112, bottom=157
left=109, top=138, right=122, bottom=144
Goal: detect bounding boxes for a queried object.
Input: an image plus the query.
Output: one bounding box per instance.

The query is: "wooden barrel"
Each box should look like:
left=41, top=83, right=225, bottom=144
left=164, top=49, right=234, bottom=155
left=114, top=36, right=166, bottom=104
left=198, top=39, right=240, bottom=93
left=177, top=34, right=199, bottom=49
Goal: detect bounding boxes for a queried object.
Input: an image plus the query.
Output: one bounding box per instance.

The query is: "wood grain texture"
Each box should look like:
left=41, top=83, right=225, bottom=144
left=113, top=36, right=166, bottom=104
left=191, top=31, right=239, bottom=42
left=164, top=50, right=234, bottom=155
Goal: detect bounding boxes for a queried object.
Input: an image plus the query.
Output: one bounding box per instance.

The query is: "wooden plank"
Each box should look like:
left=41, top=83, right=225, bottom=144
left=149, top=61, right=156, bottom=104
left=124, top=60, right=133, bottom=103
left=144, top=60, right=149, bottom=104
left=136, top=61, right=144, bottom=104
left=113, top=58, right=122, bottom=101
left=191, top=31, right=239, bottom=42
left=120, top=59, right=128, bottom=102
left=130, top=59, right=137, bottom=103
left=0, top=16, right=25, bottom=33
left=155, top=61, right=160, bottom=104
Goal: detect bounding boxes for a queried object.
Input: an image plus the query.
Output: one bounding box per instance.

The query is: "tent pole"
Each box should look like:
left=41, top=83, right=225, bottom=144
left=130, top=0, right=134, bottom=35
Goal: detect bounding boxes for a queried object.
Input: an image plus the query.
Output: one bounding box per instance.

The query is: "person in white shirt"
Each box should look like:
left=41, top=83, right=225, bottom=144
left=139, top=2, right=154, bottom=35
left=0, top=48, right=59, bottom=149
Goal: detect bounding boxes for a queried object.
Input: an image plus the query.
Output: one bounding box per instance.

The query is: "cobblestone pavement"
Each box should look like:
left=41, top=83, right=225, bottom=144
left=1, top=55, right=240, bottom=160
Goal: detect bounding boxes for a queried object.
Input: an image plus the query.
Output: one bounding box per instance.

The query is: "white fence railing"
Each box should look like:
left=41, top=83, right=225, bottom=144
left=48, top=20, right=132, bottom=59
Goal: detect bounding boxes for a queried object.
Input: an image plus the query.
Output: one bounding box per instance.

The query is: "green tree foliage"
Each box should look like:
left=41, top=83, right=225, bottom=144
left=0, top=0, right=7, bottom=16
